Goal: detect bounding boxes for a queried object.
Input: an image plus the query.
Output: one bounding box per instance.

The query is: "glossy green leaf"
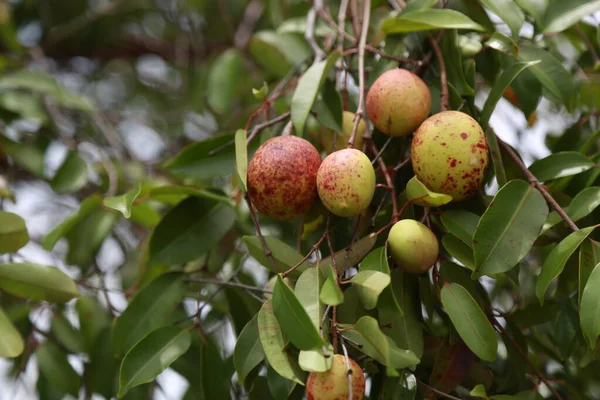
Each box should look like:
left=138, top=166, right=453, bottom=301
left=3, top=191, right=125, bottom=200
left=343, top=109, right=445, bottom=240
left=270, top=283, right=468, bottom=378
left=291, top=51, right=340, bottom=135
left=439, top=262, right=487, bottom=307
left=536, top=226, right=596, bottom=304
left=298, top=343, right=334, bottom=372
left=515, top=0, right=547, bottom=21
left=36, top=342, right=81, bottom=396
left=295, top=267, right=323, bottom=330
left=272, top=276, right=325, bottom=350
left=543, top=187, right=600, bottom=233
left=277, top=17, right=334, bottom=37
left=257, top=300, right=304, bottom=384
left=76, top=296, right=110, bottom=351
left=402, top=0, right=438, bottom=13
left=149, top=196, right=236, bottom=265
left=542, top=0, right=600, bottom=33
left=580, top=240, right=600, bottom=306
left=320, top=265, right=343, bottom=306
left=441, top=210, right=479, bottom=248
left=42, top=195, right=102, bottom=250
left=113, top=272, right=185, bottom=356
left=51, top=313, right=84, bottom=354
left=243, top=236, right=308, bottom=277
left=440, top=30, right=475, bottom=96
left=51, top=151, right=88, bottom=194
left=234, top=315, right=265, bottom=386
left=0, top=211, right=28, bottom=253
left=234, top=129, right=248, bottom=191
left=474, top=180, right=548, bottom=275
left=405, top=176, right=453, bottom=207
left=480, top=0, right=525, bottom=37
left=484, top=32, right=519, bottom=56
left=529, top=151, right=594, bottom=182
left=0, top=136, right=45, bottom=177
left=0, top=305, right=24, bottom=357
left=381, top=9, right=485, bottom=33
left=65, top=207, right=119, bottom=268
left=360, top=246, right=401, bottom=314
left=207, top=49, right=245, bottom=114
left=352, top=270, right=391, bottom=310
left=580, top=262, right=600, bottom=349
left=315, top=233, right=377, bottom=273
left=442, top=234, right=475, bottom=270
left=118, top=327, right=191, bottom=398
left=441, top=283, right=497, bottom=361
left=314, top=79, right=343, bottom=133
left=248, top=31, right=310, bottom=78
left=103, top=184, right=142, bottom=218
left=0, top=262, right=79, bottom=302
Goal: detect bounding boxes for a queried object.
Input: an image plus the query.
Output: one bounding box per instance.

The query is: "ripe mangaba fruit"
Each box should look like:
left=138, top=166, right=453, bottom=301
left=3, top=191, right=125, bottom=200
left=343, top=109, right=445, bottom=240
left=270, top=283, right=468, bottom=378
left=247, top=136, right=321, bottom=221
left=366, top=68, right=432, bottom=137
left=411, top=111, right=489, bottom=201
left=306, top=354, right=365, bottom=400
left=321, top=111, right=367, bottom=153
left=387, top=219, right=439, bottom=274
left=317, top=149, right=376, bottom=217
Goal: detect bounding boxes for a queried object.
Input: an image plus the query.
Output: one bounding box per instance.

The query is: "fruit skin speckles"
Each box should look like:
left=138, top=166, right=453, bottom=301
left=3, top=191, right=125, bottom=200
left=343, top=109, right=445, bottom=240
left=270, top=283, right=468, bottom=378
left=387, top=219, right=439, bottom=274
left=316, top=149, right=376, bottom=217
left=410, top=111, right=489, bottom=201
left=247, top=135, right=322, bottom=221
left=306, top=355, right=365, bottom=400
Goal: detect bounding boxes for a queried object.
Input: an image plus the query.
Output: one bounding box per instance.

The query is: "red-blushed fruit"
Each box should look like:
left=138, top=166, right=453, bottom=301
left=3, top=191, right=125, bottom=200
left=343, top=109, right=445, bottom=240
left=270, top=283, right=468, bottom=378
left=387, top=219, right=438, bottom=274
left=316, top=149, right=376, bottom=217
left=410, top=111, right=489, bottom=201
left=306, top=354, right=365, bottom=400
left=366, top=68, right=431, bottom=137
left=247, top=136, right=321, bottom=221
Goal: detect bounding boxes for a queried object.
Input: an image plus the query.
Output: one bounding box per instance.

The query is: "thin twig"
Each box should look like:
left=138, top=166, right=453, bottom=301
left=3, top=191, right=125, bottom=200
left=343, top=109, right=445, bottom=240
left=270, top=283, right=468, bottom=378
left=234, top=0, right=265, bottom=50
left=306, top=7, right=325, bottom=62
left=282, top=234, right=326, bottom=278
left=245, top=193, right=280, bottom=271
left=429, top=33, right=449, bottom=112
left=184, top=277, right=272, bottom=293
left=369, top=139, right=398, bottom=222
left=415, top=378, right=462, bottom=400
left=498, top=139, right=579, bottom=232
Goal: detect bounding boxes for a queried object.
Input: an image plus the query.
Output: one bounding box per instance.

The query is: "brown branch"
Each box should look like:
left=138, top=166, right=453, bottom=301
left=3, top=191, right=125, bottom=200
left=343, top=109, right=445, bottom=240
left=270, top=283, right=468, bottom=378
left=498, top=139, right=579, bottom=232
left=429, top=34, right=449, bottom=112
left=415, top=378, right=462, bottom=400
left=369, top=139, right=398, bottom=222
left=282, top=234, right=326, bottom=278
left=184, top=277, right=272, bottom=294
left=245, top=193, right=280, bottom=272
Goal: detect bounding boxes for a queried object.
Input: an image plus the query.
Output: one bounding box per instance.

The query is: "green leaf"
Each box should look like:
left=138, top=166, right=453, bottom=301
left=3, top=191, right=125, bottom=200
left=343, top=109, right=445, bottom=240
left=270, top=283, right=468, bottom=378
left=484, top=32, right=519, bottom=56
left=441, top=210, right=479, bottom=248
left=320, top=265, right=344, bottom=306
left=480, top=0, right=525, bottom=37
left=118, top=327, right=191, bottom=398
left=0, top=305, right=24, bottom=357
left=442, top=234, right=475, bottom=270
left=440, top=30, right=475, bottom=96
left=360, top=247, right=401, bottom=314
left=234, top=315, right=265, bottom=386
left=536, top=226, right=596, bottom=304
left=352, top=270, right=391, bottom=310
left=291, top=51, right=340, bottom=135
left=257, top=300, right=304, bottom=384
left=272, top=276, right=325, bottom=350
left=207, top=49, right=245, bottom=114
left=76, top=296, right=110, bottom=352
left=380, top=9, right=485, bottom=34
left=65, top=207, right=119, bottom=268
left=243, top=236, right=308, bottom=277
left=298, top=344, right=334, bottom=373
left=529, top=151, right=594, bottom=182
left=252, top=81, right=269, bottom=99
left=294, top=267, right=323, bottom=330
left=542, top=0, right=600, bottom=33
left=50, top=151, right=88, bottom=194
left=313, top=79, right=343, bottom=133
left=439, top=262, right=487, bottom=307
left=51, top=313, right=85, bottom=354
left=580, top=262, right=600, bottom=349
left=580, top=240, right=600, bottom=306
left=316, top=233, right=377, bottom=273
left=149, top=196, right=236, bottom=265
left=103, top=184, right=142, bottom=218
left=474, top=180, right=548, bottom=275
left=0, top=262, right=79, bottom=302
left=277, top=17, right=334, bottom=37
left=543, top=187, right=600, bottom=233
left=36, top=342, right=81, bottom=396
left=402, top=0, right=438, bottom=13
left=515, top=0, right=548, bottom=21
left=42, top=195, right=102, bottom=250
left=0, top=136, right=45, bottom=177
left=248, top=31, right=310, bottom=78
left=405, top=176, right=453, bottom=207
left=234, top=129, right=248, bottom=191
left=440, top=283, right=497, bottom=361
left=113, top=272, right=185, bottom=356
left=518, top=44, right=575, bottom=108
left=0, top=211, right=28, bottom=254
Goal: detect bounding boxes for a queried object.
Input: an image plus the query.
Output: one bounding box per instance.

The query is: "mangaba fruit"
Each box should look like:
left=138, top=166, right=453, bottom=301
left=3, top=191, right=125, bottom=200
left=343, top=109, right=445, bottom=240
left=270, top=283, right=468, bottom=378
left=317, top=148, right=375, bottom=217
left=411, top=111, right=489, bottom=201
left=306, top=354, right=365, bottom=400
left=247, top=135, right=321, bottom=220
left=387, top=219, right=439, bottom=274
left=366, top=68, right=431, bottom=137
left=321, top=111, right=366, bottom=153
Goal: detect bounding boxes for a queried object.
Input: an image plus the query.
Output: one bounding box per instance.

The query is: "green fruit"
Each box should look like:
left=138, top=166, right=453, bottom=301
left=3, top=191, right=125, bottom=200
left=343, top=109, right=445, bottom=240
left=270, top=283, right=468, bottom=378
left=316, top=149, right=376, bottom=217
left=411, top=111, right=489, bottom=201
left=366, top=68, right=431, bottom=137
left=306, top=354, right=365, bottom=400
left=247, top=136, right=322, bottom=221
left=321, top=111, right=367, bottom=153
left=387, top=219, right=439, bottom=274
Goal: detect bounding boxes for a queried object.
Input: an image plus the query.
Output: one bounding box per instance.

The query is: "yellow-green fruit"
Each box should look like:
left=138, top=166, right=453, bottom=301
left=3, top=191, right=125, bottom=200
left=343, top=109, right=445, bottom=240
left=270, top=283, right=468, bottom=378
left=306, top=354, right=365, bottom=400
left=387, top=219, right=438, bottom=274
left=321, top=111, right=366, bottom=153
left=411, top=111, right=489, bottom=201
left=317, top=149, right=376, bottom=217
left=366, top=68, right=431, bottom=137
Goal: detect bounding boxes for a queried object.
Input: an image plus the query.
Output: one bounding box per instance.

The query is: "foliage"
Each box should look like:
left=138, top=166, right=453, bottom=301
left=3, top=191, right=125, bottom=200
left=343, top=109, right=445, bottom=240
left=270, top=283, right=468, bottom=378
left=0, top=0, right=600, bottom=399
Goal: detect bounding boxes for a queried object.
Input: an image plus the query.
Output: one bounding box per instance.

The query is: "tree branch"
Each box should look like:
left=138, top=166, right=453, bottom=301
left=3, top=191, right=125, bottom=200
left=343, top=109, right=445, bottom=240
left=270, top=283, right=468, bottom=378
left=429, top=33, right=449, bottom=112
left=184, top=277, right=272, bottom=293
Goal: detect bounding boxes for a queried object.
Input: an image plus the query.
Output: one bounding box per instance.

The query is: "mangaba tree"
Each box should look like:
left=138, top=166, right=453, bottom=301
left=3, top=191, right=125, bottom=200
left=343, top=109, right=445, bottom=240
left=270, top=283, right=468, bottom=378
left=0, top=0, right=600, bottom=399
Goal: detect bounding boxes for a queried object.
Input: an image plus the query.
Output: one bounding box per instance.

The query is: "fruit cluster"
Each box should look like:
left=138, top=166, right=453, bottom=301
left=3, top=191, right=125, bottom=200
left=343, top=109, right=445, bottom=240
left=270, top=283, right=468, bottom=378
left=246, top=68, right=490, bottom=400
